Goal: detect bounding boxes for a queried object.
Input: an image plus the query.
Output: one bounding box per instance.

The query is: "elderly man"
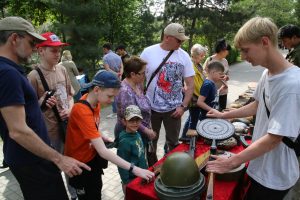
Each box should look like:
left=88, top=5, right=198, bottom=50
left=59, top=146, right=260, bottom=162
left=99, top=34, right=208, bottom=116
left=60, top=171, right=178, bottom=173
left=140, top=23, right=195, bottom=165
left=0, top=16, right=89, bottom=200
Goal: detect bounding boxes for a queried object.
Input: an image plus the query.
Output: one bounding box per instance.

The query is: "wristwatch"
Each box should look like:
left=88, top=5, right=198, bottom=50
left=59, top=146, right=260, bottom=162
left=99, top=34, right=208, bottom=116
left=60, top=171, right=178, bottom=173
left=180, top=104, right=188, bottom=111
left=129, top=163, right=135, bottom=173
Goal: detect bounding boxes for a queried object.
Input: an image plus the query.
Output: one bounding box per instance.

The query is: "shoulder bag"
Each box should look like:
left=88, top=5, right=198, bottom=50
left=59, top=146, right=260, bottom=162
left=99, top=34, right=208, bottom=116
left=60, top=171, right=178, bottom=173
left=144, top=50, right=174, bottom=93
left=35, top=67, right=67, bottom=143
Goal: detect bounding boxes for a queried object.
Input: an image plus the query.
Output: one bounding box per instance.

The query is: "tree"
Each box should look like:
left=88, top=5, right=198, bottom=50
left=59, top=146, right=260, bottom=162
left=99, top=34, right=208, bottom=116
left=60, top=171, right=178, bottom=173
left=45, top=0, right=103, bottom=73
left=295, top=0, right=300, bottom=26
left=230, top=0, right=298, bottom=28
left=5, top=0, right=53, bottom=26
left=162, top=0, right=248, bottom=53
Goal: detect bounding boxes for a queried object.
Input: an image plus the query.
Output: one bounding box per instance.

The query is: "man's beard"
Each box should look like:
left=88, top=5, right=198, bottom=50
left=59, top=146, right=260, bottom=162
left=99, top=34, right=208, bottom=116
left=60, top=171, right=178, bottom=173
left=19, top=56, right=31, bottom=64
left=17, top=52, right=32, bottom=65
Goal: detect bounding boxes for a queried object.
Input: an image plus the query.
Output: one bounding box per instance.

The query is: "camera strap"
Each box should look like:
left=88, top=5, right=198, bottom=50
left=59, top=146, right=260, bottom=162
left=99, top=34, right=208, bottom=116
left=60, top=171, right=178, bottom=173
left=35, top=67, right=64, bottom=124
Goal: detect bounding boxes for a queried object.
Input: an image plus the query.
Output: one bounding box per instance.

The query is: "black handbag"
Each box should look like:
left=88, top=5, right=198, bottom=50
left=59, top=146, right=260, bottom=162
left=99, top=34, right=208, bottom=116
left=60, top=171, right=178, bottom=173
left=35, top=67, right=67, bottom=142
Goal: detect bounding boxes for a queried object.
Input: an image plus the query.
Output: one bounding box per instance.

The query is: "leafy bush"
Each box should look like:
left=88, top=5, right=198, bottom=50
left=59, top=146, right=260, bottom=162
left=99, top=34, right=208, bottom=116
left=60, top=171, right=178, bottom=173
left=227, top=48, right=240, bottom=64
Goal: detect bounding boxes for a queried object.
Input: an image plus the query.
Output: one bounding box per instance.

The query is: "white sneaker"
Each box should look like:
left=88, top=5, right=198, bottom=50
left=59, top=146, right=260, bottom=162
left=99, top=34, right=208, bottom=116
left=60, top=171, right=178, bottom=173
left=106, top=113, right=117, bottom=119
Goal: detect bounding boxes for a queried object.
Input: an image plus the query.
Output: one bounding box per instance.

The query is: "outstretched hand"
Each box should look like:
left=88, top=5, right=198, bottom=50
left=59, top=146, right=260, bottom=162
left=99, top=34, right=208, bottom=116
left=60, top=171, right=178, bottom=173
left=133, top=167, right=155, bottom=182
left=56, top=155, right=91, bottom=177
left=206, top=155, right=236, bottom=174
left=206, top=109, right=223, bottom=118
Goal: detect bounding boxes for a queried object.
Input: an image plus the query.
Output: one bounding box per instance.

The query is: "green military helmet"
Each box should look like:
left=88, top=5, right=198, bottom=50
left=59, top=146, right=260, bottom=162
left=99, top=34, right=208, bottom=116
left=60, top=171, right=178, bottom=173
left=160, top=152, right=200, bottom=188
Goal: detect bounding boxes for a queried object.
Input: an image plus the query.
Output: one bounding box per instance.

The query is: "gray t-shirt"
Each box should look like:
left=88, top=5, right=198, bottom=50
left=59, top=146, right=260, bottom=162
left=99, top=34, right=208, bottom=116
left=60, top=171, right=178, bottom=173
left=247, top=66, right=300, bottom=190
left=103, top=50, right=122, bottom=72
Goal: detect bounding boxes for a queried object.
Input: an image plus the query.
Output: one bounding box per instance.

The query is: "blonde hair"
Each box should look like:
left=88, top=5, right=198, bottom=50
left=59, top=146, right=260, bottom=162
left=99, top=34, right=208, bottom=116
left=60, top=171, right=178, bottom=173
left=234, top=17, right=278, bottom=48
left=191, top=44, right=207, bottom=56
left=61, top=50, right=72, bottom=61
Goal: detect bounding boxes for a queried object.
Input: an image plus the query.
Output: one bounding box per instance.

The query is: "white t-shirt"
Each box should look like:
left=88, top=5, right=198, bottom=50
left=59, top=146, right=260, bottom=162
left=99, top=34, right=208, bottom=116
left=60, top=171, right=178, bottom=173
left=140, top=44, right=194, bottom=112
left=247, top=66, right=300, bottom=190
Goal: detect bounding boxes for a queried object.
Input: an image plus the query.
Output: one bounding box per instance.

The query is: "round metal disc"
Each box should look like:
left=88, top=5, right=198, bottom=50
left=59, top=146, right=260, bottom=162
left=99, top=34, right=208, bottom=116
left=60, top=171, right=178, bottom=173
left=196, top=119, right=235, bottom=140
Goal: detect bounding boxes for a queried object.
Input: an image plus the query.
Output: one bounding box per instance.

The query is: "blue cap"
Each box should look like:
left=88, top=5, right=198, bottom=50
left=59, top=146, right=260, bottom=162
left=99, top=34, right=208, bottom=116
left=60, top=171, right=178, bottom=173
left=83, top=70, right=121, bottom=89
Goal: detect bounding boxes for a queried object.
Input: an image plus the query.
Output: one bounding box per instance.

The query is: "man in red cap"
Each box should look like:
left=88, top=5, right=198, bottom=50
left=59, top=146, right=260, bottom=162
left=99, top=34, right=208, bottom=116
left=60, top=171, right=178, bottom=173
left=27, top=32, right=77, bottom=199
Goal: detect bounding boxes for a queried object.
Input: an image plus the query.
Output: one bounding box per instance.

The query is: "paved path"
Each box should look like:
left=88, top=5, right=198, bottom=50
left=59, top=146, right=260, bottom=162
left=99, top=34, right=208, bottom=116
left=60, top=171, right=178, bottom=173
left=0, top=60, right=298, bottom=200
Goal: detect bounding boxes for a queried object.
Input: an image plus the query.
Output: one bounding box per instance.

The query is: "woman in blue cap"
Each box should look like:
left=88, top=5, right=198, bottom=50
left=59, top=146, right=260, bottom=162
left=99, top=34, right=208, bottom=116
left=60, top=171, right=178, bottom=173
left=64, top=70, right=154, bottom=200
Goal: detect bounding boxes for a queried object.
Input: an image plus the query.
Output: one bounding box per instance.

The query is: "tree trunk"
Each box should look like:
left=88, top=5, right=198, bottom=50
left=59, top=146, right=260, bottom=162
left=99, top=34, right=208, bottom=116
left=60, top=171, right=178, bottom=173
left=188, top=0, right=201, bottom=52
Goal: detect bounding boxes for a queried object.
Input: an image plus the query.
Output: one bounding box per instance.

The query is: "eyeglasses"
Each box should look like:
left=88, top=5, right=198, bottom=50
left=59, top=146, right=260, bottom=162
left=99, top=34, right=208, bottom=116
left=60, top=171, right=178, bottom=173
left=173, top=36, right=184, bottom=44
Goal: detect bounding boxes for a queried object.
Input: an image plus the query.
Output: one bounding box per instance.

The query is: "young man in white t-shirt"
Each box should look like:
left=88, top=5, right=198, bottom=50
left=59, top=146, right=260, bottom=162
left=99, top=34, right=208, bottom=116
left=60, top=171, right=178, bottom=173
left=140, top=23, right=195, bottom=165
left=206, top=17, right=300, bottom=200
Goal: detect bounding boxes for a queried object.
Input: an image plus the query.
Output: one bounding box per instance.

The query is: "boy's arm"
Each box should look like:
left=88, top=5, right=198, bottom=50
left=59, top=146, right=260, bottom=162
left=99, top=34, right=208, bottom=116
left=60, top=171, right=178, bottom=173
left=197, top=95, right=212, bottom=111
left=91, top=137, right=154, bottom=180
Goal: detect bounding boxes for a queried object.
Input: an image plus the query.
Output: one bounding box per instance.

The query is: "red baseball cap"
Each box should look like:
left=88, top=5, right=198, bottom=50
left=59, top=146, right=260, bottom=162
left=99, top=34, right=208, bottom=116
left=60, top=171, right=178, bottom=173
left=36, top=32, right=69, bottom=48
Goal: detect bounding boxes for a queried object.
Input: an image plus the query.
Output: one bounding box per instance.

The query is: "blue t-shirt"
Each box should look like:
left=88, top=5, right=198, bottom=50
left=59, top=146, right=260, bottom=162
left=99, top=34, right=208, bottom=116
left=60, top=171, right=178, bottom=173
left=103, top=50, right=122, bottom=72
left=199, top=79, right=217, bottom=120
left=0, top=57, right=50, bottom=167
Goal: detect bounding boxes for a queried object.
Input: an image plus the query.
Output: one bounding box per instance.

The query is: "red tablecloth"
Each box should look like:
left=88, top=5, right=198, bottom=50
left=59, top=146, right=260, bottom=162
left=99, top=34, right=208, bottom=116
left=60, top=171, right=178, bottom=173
left=126, top=140, right=250, bottom=200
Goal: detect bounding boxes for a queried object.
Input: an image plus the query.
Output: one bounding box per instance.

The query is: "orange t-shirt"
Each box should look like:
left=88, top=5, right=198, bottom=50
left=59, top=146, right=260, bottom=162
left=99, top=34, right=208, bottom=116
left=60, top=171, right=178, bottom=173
left=64, top=94, right=101, bottom=163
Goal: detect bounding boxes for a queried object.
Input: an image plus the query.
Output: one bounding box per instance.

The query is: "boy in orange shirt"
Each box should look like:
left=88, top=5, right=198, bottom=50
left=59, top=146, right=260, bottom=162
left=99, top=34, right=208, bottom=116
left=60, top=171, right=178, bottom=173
left=64, top=70, right=154, bottom=200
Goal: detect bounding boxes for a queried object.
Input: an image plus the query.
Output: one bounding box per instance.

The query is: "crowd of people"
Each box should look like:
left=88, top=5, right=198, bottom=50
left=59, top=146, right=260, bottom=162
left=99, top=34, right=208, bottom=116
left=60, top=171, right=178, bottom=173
left=0, top=15, right=299, bottom=200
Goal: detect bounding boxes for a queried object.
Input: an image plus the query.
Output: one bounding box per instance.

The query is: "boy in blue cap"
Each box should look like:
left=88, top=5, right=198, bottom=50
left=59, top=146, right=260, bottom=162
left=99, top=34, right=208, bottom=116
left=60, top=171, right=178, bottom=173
left=65, top=70, right=154, bottom=200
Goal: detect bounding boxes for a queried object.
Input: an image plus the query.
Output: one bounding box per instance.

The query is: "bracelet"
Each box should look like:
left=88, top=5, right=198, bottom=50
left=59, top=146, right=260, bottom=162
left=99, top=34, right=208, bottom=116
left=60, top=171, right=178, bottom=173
left=129, top=163, right=135, bottom=173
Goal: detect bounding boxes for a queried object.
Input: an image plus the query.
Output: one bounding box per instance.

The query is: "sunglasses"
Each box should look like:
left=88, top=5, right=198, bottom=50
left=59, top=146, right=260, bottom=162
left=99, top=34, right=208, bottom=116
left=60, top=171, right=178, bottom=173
left=172, top=36, right=184, bottom=44
left=17, top=34, right=37, bottom=48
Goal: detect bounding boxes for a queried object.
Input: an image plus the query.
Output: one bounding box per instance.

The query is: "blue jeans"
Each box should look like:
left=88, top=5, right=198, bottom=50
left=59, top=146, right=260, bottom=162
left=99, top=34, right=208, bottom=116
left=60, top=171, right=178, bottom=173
left=181, top=107, right=201, bottom=139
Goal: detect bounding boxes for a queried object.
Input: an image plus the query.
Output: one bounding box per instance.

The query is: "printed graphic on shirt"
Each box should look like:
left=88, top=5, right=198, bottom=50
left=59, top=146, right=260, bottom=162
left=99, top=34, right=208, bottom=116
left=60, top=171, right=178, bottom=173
left=56, top=83, right=69, bottom=110
left=153, top=61, right=184, bottom=110
left=136, top=139, right=144, bottom=157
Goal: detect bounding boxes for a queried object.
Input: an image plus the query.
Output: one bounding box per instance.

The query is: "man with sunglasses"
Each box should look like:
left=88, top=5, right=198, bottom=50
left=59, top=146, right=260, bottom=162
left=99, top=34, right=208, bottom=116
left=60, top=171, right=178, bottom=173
left=0, top=16, right=90, bottom=200
left=27, top=32, right=78, bottom=199
left=140, top=23, right=195, bottom=164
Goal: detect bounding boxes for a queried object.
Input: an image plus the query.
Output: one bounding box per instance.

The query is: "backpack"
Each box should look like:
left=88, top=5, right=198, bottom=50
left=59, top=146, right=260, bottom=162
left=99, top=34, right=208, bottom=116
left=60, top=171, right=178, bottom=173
left=263, top=89, right=300, bottom=156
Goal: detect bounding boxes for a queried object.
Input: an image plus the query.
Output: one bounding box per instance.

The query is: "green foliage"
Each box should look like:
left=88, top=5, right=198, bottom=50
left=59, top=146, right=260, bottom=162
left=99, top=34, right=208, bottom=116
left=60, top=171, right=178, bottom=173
left=230, top=0, right=298, bottom=27
left=50, top=0, right=104, bottom=72
left=1, top=0, right=299, bottom=69
left=296, top=0, right=300, bottom=26
left=5, top=0, right=54, bottom=26
left=226, top=47, right=239, bottom=64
